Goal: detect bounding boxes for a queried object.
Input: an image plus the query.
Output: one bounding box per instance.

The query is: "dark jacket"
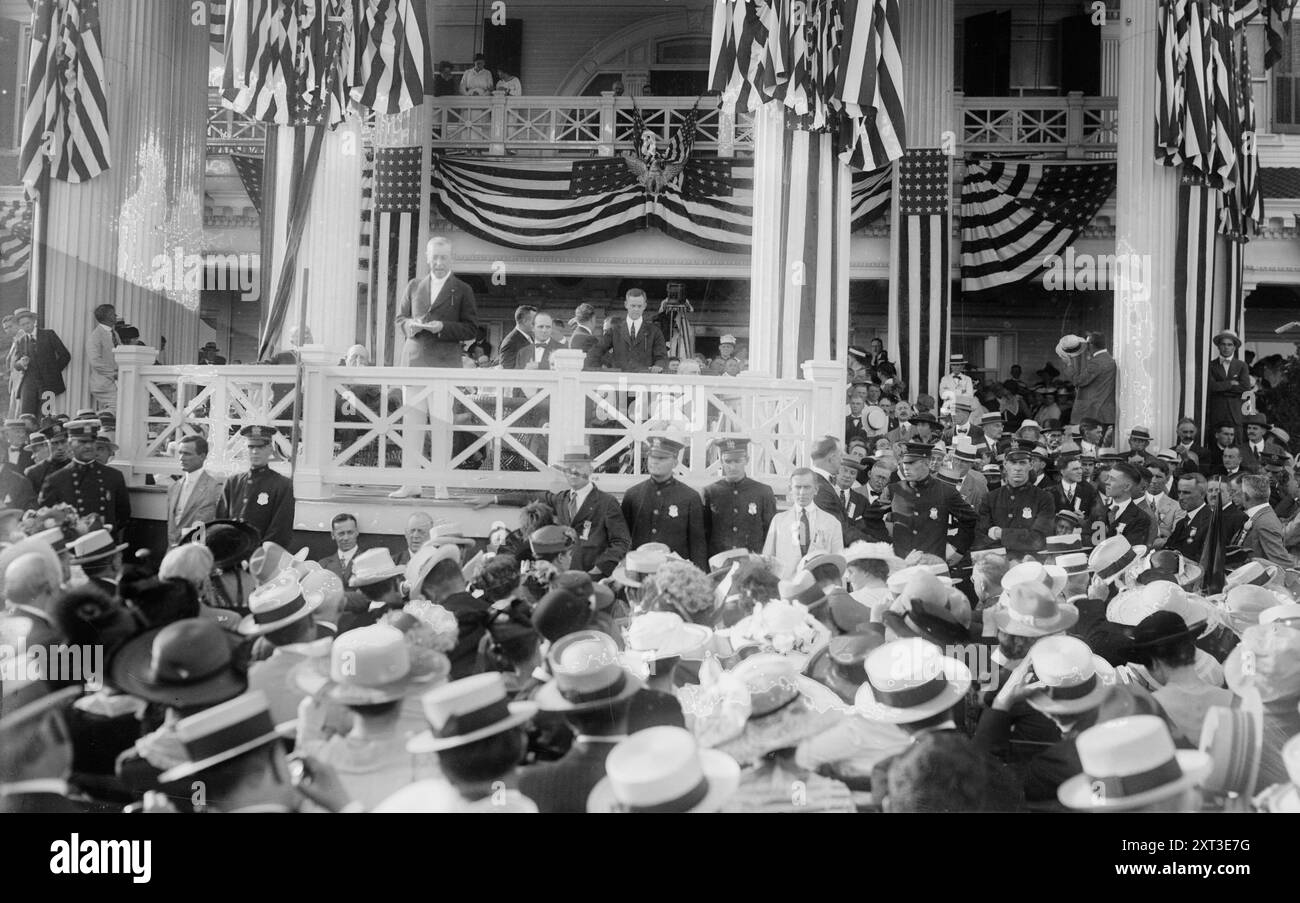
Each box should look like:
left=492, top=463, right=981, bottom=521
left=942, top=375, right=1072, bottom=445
left=547, top=485, right=631, bottom=577
left=395, top=274, right=479, bottom=368
left=584, top=318, right=667, bottom=373
left=498, top=326, right=533, bottom=370
left=702, top=476, right=778, bottom=559
left=976, top=482, right=1057, bottom=556
left=890, top=475, right=978, bottom=560
left=39, top=460, right=131, bottom=537
left=517, top=740, right=618, bottom=814
left=14, top=328, right=72, bottom=396
left=621, top=476, right=707, bottom=570
left=217, top=465, right=296, bottom=549
left=1165, top=504, right=1212, bottom=562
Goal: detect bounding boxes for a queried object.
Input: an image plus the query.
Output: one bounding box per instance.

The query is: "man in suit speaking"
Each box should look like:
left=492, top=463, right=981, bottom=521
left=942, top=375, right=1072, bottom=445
left=584, top=289, right=667, bottom=374
left=391, top=237, right=479, bottom=499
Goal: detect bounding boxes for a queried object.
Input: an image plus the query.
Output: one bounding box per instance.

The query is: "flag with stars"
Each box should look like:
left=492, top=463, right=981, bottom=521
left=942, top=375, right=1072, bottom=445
left=231, top=153, right=265, bottom=215
left=960, top=159, right=1116, bottom=298
left=0, top=200, right=32, bottom=284
left=372, top=145, right=424, bottom=364
left=889, top=149, right=952, bottom=398
left=19, top=0, right=112, bottom=187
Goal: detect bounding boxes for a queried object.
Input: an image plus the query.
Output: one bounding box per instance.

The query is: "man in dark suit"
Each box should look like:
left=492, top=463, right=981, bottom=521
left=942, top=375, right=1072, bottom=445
left=1239, top=414, right=1286, bottom=471
left=217, top=424, right=295, bottom=548
left=1162, top=472, right=1213, bottom=562
left=703, top=438, right=777, bottom=559
left=809, top=435, right=855, bottom=542
left=1173, top=417, right=1210, bottom=473
left=498, top=305, right=537, bottom=370
left=1050, top=452, right=1100, bottom=531
left=547, top=446, right=630, bottom=578
left=4, top=419, right=34, bottom=473
left=844, top=393, right=869, bottom=443
left=1100, top=462, right=1154, bottom=547
left=621, top=436, right=707, bottom=571
left=318, top=512, right=364, bottom=585
left=515, top=312, right=566, bottom=370
left=567, top=303, right=599, bottom=355
left=39, top=420, right=131, bottom=540
left=391, top=238, right=479, bottom=499
left=23, top=427, right=70, bottom=498
left=1205, top=330, right=1250, bottom=440
left=584, top=289, right=667, bottom=374
left=11, top=309, right=71, bottom=418
left=1202, top=422, right=1242, bottom=476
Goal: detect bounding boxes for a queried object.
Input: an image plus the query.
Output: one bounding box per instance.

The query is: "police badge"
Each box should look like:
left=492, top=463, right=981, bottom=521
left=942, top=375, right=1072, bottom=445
left=929, top=507, right=939, bottom=520
left=668, top=505, right=679, bottom=518
left=1021, top=507, right=1032, bottom=519
left=748, top=502, right=757, bottom=515
left=257, top=492, right=270, bottom=506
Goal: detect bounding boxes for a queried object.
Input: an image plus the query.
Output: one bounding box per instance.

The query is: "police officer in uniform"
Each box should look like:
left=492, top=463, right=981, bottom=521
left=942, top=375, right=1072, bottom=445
left=975, top=444, right=1057, bottom=559
left=889, top=440, right=976, bottom=563
left=24, top=424, right=71, bottom=495
left=38, top=420, right=131, bottom=539
left=621, top=436, right=707, bottom=570
left=702, top=438, right=776, bottom=560
left=218, top=424, right=295, bottom=549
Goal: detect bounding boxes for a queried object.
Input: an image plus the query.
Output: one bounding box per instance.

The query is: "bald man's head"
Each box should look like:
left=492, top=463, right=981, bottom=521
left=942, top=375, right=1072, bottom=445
left=5, top=552, right=60, bottom=613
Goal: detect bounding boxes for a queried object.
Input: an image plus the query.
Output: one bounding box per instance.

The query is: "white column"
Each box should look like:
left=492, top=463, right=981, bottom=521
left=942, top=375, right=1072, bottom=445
left=1100, top=21, right=1123, bottom=96
left=1113, top=0, right=1180, bottom=445
left=900, top=0, right=955, bottom=147
left=291, top=119, right=365, bottom=361
left=41, top=5, right=207, bottom=409
left=746, top=103, right=785, bottom=378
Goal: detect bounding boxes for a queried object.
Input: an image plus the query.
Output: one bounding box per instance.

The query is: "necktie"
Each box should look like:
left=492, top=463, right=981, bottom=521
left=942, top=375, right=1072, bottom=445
left=843, top=490, right=851, bottom=510
left=798, top=508, right=810, bottom=556
left=110, top=329, right=120, bottom=348
left=1065, top=484, right=1074, bottom=504
left=567, top=492, right=577, bottom=523
left=630, top=322, right=638, bottom=342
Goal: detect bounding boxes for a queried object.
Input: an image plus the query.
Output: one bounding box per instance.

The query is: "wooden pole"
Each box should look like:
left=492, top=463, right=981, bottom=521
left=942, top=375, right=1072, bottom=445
left=290, top=269, right=309, bottom=480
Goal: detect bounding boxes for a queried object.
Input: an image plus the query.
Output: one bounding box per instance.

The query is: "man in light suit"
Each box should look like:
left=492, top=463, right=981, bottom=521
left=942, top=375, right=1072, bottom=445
left=166, top=435, right=225, bottom=547
left=498, top=305, right=536, bottom=370
left=583, top=289, right=667, bottom=374
left=1063, top=331, right=1116, bottom=429
left=391, top=237, right=479, bottom=499
left=1239, top=474, right=1295, bottom=567
left=86, top=304, right=119, bottom=414
left=763, top=468, right=844, bottom=580
left=318, top=512, right=364, bottom=585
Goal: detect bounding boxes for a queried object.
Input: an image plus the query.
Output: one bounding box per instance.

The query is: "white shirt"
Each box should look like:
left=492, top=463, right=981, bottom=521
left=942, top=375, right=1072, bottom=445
left=533, top=344, right=547, bottom=363
left=1060, top=479, right=1078, bottom=500
left=177, top=467, right=204, bottom=513
left=570, top=481, right=593, bottom=517
left=1110, top=497, right=1131, bottom=518
left=338, top=546, right=358, bottom=567
left=626, top=318, right=642, bottom=340
left=426, top=273, right=450, bottom=307
left=1250, top=441, right=1264, bottom=456
left=460, top=67, right=494, bottom=95
left=1182, top=503, right=1205, bottom=522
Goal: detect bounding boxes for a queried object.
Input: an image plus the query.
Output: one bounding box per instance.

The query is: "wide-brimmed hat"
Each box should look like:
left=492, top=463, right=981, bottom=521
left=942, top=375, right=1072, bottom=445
left=1058, top=715, right=1212, bottom=811
left=587, top=726, right=741, bottom=813
left=248, top=541, right=310, bottom=585
left=1197, top=694, right=1264, bottom=803
left=707, top=547, right=753, bottom=579
left=293, top=623, right=445, bottom=706
left=108, top=617, right=246, bottom=709
left=854, top=637, right=972, bottom=724
left=1224, top=560, right=1283, bottom=590
left=427, top=522, right=476, bottom=548
left=1259, top=604, right=1300, bottom=627
left=535, top=630, right=643, bottom=713
left=1212, top=329, right=1241, bottom=347
left=1089, top=536, right=1147, bottom=585
left=407, top=672, right=538, bottom=754
left=611, top=547, right=677, bottom=588
left=711, top=653, right=843, bottom=764
left=1024, top=635, right=1116, bottom=715
left=238, top=572, right=322, bottom=637
left=843, top=541, right=904, bottom=573
left=348, top=547, right=405, bottom=587
left=182, top=519, right=261, bottom=571
left=1106, top=581, right=1210, bottom=635
left=805, top=627, right=888, bottom=704
left=888, top=571, right=971, bottom=646
left=623, top=611, right=711, bottom=664
left=1223, top=623, right=1300, bottom=703
left=158, top=690, right=297, bottom=783
left=1001, top=560, right=1068, bottom=598
left=67, top=528, right=128, bottom=565
left=993, top=583, right=1079, bottom=638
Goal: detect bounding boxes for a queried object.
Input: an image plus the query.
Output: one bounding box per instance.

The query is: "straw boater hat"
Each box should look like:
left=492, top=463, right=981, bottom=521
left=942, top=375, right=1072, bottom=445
left=1223, top=623, right=1300, bottom=703
left=238, top=571, right=323, bottom=637
left=622, top=611, right=711, bottom=667
left=587, top=726, right=741, bottom=814
left=611, top=545, right=678, bottom=588
left=1001, top=560, right=1068, bottom=598
left=1197, top=694, right=1264, bottom=804
left=710, top=653, right=843, bottom=765
left=348, top=547, right=405, bottom=587
left=535, top=630, right=643, bottom=712
left=1055, top=335, right=1086, bottom=358
left=403, top=544, right=463, bottom=598
left=1057, top=715, right=1212, bottom=811
left=854, top=637, right=972, bottom=724
left=1088, top=535, right=1148, bottom=586
left=67, top=529, right=128, bottom=566
left=158, top=690, right=297, bottom=784
left=843, top=541, right=904, bottom=573
left=248, top=541, right=311, bottom=584
left=1023, top=635, right=1116, bottom=716
left=292, top=623, right=446, bottom=706
left=427, top=522, right=477, bottom=548
left=406, top=672, right=537, bottom=754
left=1256, top=735, right=1300, bottom=813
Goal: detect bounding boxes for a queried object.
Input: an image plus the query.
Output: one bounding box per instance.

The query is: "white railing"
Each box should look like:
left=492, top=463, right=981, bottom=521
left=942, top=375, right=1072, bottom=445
left=205, top=92, right=1118, bottom=159
left=114, top=347, right=845, bottom=499
left=956, top=91, right=1118, bottom=159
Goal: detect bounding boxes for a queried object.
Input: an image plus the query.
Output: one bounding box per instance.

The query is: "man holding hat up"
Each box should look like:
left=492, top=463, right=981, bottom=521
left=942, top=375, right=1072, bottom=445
left=703, top=438, right=776, bottom=561
left=38, top=420, right=131, bottom=539
left=621, top=436, right=706, bottom=570
left=218, top=425, right=295, bottom=549
left=976, top=445, right=1056, bottom=559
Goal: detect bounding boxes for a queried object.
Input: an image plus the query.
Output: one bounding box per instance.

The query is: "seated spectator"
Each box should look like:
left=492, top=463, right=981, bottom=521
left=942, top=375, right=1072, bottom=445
left=433, top=60, right=457, bottom=96
left=460, top=54, right=494, bottom=96
left=496, top=68, right=522, bottom=95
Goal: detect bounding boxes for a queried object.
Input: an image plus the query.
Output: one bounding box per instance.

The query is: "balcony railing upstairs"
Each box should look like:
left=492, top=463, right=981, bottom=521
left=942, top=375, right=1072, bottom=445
left=114, top=346, right=846, bottom=501
left=206, top=89, right=1116, bottom=159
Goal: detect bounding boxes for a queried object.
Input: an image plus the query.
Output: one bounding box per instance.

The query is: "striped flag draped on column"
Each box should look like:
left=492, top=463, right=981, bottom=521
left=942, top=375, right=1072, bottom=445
left=210, top=0, right=229, bottom=49
left=888, top=149, right=951, bottom=399
left=0, top=201, right=33, bottom=284
left=351, top=0, right=431, bottom=116
left=370, top=145, right=423, bottom=365
left=19, top=0, right=111, bottom=187
left=835, top=0, right=905, bottom=171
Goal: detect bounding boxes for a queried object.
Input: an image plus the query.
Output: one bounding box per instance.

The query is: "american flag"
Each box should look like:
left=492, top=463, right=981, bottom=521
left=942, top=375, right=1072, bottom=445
left=371, top=145, right=424, bottom=366
left=889, top=149, right=951, bottom=398
left=1218, top=24, right=1263, bottom=240
left=709, top=0, right=767, bottom=113
left=1175, top=183, right=1227, bottom=437
left=0, top=201, right=32, bottom=284
left=231, top=153, right=265, bottom=214
left=351, top=0, right=430, bottom=116
left=210, top=0, right=228, bottom=50
left=431, top=153, right=890, bottom=255
left=959, top=159, right=1116, bottom=297
left=835, top=0, right=905, bottom=170
left=19, top=0, right=111, bottom=187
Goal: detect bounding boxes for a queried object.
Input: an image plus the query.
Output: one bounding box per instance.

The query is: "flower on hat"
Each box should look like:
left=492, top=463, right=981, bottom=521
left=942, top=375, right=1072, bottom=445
left=727, top=600, right=828, bottom=659
left=397, top=599, right=459, bottom=654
